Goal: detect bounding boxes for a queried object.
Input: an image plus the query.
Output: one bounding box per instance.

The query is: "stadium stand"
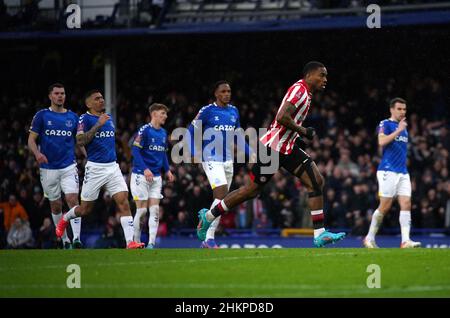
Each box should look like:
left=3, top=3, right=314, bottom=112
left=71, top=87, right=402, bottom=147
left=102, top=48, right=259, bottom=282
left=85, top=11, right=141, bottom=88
left=1, top=0, right=450, bottom=31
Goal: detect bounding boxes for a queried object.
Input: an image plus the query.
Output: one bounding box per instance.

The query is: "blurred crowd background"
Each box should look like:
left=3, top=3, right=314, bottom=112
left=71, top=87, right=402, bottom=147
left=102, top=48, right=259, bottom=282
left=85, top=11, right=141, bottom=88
left=0, top=71, right=448, bottom=249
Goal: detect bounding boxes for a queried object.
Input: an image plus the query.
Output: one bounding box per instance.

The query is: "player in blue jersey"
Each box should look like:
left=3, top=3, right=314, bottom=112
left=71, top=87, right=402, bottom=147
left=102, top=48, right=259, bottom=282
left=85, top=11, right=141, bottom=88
left=131, top=103, right=175, bottom=249
left=187, top=81, right=253, bottom=248
left=28, top=83, right=83, bottom=249
left=55, top=90, right=144, bottom=249
left=364, top=98, right=421, bottom=248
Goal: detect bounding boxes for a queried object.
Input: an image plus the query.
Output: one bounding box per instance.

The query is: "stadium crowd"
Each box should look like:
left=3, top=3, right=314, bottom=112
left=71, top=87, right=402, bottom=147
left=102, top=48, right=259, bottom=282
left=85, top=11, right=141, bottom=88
left=0, top=71, right=448, bottom=249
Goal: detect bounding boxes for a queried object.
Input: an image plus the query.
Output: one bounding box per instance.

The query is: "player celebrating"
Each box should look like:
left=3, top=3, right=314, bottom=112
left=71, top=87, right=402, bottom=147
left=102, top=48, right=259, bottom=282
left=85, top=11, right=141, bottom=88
left=363, top=98, right=421, bottom=248
left=196, top=62, right=346, bottom=248
left=131, top=103, right=174, bottom=249
left=187, top=81, right=252, bottom=248
left=55, top=90, right=144, bottom=249
left=28, top=83, right=83, bottom=249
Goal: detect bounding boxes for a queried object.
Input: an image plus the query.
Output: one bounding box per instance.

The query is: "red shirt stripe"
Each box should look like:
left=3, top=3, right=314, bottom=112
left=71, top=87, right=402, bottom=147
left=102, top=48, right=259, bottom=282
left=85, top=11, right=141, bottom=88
left=260, top=79, right=312, bottom=154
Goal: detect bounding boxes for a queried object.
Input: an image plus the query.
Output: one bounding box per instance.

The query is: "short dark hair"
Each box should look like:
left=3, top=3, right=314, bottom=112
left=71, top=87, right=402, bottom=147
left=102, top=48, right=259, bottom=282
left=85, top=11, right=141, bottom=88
left=303, top=61, right=325, bottom=77
left=48, top=83, right=64, bottom=94
left=84, top=89, right=102, bottom=102
left=213, top=80, right=230, bottom=93
left=149, top=103, right=169, bottom=114
left=389, top=97, right=407, bottom=108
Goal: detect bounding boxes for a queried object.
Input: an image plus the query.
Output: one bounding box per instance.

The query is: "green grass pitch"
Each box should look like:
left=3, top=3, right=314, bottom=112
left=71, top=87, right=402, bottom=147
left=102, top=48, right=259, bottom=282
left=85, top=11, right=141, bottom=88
left=1, top=248, right=450, bottom=297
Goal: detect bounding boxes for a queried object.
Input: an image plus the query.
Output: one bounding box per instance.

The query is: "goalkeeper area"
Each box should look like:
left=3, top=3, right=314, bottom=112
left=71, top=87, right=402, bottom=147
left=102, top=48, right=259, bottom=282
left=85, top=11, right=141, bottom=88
left=1, top=249, right=449, bottom=298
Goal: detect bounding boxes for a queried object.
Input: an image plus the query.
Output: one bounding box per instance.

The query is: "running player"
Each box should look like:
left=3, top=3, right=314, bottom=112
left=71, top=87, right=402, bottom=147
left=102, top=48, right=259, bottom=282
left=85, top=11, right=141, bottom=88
left=28, top=83, right=83, bottom=249
left=187, top=81, right=252, bottom=248
left=131, top=103, right=174, bottom=249
left=55, top=90, right=144, bottom=249
left=196, top=62, right=346, bottom=247
left=363, top=98, right=421, bottom=248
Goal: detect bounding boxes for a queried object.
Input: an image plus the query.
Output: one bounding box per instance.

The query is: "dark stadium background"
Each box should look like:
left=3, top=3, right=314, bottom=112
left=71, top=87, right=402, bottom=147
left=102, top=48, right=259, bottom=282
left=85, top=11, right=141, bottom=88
left=0, top=0, right=449, bottom=249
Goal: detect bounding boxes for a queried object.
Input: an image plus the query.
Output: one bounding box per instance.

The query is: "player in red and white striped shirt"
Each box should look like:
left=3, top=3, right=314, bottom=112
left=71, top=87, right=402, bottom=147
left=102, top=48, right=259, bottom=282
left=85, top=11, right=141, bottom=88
left=260, top=77, right=313, bottom=154
left=197, top=61, right=346, bottom=247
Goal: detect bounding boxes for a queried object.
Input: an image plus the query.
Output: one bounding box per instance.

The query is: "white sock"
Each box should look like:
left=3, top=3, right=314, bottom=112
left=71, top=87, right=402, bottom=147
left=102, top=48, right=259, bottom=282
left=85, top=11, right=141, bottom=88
left=314, top=228, right=325, bottom=238
left=399, top=210, right=411, bottom=243
left=148, top=205, right=160, bottom=245
left=120, top=216, right=135, bottom=244
left=52, top=212, right=70, bottom=243
left=206, top=199, right=221, bottom=240
left=219, top=201, right=229, bottom=212
left=63, top=206, right=78, bottom=221
left=367, top=209, right=384, bottom=241
left=70, top=217, right=82, bottom=240
left=133, top=208, right=147, bottom=243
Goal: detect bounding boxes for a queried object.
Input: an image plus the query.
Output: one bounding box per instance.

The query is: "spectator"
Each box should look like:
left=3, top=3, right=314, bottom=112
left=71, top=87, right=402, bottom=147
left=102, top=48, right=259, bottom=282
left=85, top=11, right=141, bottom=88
left=7, top=217, right=34, bottom=249
left=0, top=194, right=29, bottom=232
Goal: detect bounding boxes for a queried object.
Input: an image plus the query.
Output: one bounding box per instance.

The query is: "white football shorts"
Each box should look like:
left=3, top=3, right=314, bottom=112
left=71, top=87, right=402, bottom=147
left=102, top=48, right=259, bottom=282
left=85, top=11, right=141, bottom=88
left=81, top=161, right=128, bottom=201
left=40, top=163, right=79, bottom=201
left=202, top=161, right=234, bottom=190
left=377, top=170, right=411, bottom=198
left=130, top=172, right=163, bottom=201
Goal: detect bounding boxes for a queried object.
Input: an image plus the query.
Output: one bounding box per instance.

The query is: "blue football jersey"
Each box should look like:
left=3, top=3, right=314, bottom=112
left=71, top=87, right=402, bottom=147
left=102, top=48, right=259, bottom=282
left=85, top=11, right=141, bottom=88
left=187, top=103, right=249, bottom=162
left=377, top=119, right=408, bottom=173
left=29, top=108, right=78, bottom=169
left=77, top=112, right=116, bottom=163
left=131, top=123, right=169, bottom=177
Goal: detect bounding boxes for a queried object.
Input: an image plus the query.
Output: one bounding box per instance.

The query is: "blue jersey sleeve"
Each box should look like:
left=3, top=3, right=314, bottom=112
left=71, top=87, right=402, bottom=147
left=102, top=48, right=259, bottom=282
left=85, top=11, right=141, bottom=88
left=132, top=126, right=148, bottom=170
left=378, top=120, right=392, bottom=135
left=29, top=111, right=44, bottom=135
left=187, top=106, right=209, bottom=157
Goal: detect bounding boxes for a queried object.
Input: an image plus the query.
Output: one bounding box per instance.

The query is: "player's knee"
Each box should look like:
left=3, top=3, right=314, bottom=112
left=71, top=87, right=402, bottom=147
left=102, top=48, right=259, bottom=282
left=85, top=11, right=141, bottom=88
left=400, top=200, right=411, bottom=211
left=118, top=200, right=131, bottom=215
left=378, top=201, right=392, bottom=213
left=65, top=196, right=79, bottom=208
left=50, top=200, right=62, bottom=213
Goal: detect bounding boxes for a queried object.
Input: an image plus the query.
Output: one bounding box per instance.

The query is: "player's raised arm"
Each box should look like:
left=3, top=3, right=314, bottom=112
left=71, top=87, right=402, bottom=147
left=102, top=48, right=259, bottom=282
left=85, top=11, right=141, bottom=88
left=276, top=101, right=316, bottom=140
left=76, top=113, right=110, bottom=146
left=378, top=118, right=407, bottom=147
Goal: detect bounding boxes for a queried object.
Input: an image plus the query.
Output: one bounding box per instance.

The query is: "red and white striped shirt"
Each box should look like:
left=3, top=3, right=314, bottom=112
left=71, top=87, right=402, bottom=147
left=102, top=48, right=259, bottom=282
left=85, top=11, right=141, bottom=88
left=260, top=79, right=312, bottom=154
